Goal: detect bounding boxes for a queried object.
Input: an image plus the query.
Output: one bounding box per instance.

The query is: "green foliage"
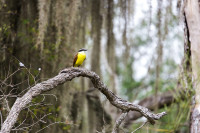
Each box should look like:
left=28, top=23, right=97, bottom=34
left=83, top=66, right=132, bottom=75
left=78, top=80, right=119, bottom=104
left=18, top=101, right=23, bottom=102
left=63, top=125, right=71, bottom=130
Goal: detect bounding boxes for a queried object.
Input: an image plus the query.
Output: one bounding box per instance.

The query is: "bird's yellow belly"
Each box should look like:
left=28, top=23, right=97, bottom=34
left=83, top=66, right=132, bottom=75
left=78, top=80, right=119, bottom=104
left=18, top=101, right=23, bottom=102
left=75, top=53, right=86, bottom=67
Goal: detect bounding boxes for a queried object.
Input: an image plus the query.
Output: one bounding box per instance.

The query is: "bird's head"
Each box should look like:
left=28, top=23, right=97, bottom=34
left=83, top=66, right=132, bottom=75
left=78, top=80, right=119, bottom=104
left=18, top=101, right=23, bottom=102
left=78, top=48, right=87, bottom=52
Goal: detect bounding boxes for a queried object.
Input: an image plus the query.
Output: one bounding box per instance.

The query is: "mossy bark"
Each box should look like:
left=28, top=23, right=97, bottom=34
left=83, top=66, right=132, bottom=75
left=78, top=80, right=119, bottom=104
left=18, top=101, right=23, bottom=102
left=0, top=0, right=112, bottom=132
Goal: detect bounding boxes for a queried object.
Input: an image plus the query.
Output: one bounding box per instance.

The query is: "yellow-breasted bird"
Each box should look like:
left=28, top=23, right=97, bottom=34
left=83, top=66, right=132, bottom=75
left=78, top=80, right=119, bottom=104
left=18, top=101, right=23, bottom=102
left=73, top=48, right=87, bottom=67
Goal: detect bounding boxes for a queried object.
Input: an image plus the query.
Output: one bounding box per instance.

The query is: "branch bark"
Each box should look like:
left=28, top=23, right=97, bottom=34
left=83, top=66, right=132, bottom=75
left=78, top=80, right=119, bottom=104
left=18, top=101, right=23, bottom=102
left=124, top=90, right=185, bottom=127
left=125, top=91, right=173, bottom=124
left=0, top=68, right=166, bottom=133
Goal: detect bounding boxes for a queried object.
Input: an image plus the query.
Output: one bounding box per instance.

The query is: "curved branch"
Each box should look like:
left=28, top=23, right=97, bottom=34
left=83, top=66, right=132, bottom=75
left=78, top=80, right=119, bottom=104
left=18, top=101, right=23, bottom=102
left=124, top=91, right=175, bottom=126
left=0, top=67, right=166, bottom=133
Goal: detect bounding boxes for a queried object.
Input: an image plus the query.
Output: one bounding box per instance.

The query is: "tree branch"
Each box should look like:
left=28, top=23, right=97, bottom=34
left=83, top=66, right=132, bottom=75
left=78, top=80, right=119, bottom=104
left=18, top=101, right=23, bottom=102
left=124, top=87, right=188, bottom=127
left=112, top=112, right=128, bottom=133
left=0, top=67, right=166, bottom=133
left=124, top=91, right=174, bottom=126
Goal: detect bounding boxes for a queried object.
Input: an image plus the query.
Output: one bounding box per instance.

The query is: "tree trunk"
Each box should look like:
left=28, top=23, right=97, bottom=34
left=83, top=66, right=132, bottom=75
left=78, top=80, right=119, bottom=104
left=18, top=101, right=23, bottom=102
left=155, top=0, right=163, bottom=114
left=88, top=0, right=104, bottom=132
left=184, top=0, right=200, bottom=132
left=106, top=0, right=116, bottom=93
left=0, top=0, right=108, bottom=132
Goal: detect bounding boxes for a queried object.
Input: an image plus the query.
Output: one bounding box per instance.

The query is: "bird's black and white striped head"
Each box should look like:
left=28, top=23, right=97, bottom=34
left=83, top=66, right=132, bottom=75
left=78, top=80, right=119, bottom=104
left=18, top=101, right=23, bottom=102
left=78, top=48, right=87, bottom=52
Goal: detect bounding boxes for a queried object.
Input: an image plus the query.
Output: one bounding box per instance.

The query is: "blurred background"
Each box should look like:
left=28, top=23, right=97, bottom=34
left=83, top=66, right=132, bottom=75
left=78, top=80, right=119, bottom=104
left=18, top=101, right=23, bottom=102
left=0, top=0, right=188, bottom=132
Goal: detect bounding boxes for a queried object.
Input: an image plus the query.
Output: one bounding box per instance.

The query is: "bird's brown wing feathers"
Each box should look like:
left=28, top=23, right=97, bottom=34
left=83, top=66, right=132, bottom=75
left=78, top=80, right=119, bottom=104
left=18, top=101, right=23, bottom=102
left=73, top=54, right=78, bottom=67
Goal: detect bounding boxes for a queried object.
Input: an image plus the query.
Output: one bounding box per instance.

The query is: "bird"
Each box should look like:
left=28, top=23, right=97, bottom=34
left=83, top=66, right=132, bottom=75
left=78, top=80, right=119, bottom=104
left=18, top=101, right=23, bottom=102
left=73, top=48, right=87, bottom=67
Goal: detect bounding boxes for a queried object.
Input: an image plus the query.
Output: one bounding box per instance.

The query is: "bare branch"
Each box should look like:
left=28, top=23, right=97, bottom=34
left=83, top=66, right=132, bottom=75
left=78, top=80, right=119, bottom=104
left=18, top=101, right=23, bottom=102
left=112, top=112, right=128, bottom=133
left=12, top=113, right=51, bottom=132
left=131, top=121, right=148, bottom=133
left=0, top=67, right=166, bottom=133
left=124, top=91, right=175, bottom=126
left=35, top=121, right=68, bottom=133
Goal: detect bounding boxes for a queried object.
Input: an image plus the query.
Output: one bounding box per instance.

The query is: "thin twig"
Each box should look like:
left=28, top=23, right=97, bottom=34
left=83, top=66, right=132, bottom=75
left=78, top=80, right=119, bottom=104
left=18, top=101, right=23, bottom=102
left=112, top=112, right=128, bottom=133
left=12, top=113, right=51, bottom=132
left=131, top=121, right=148, bottom=133
left=35, top=122, right=67, bottom=133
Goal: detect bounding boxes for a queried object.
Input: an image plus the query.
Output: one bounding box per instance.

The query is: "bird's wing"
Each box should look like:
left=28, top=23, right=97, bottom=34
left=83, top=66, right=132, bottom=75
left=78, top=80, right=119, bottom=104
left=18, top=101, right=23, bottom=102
left=73, top=53, right=78, bottom=67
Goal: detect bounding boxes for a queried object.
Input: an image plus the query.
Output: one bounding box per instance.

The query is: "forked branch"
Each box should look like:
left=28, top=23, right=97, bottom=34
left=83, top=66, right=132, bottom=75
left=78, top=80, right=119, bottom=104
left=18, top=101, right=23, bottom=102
left=0, top=67, right=166, bottom=133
